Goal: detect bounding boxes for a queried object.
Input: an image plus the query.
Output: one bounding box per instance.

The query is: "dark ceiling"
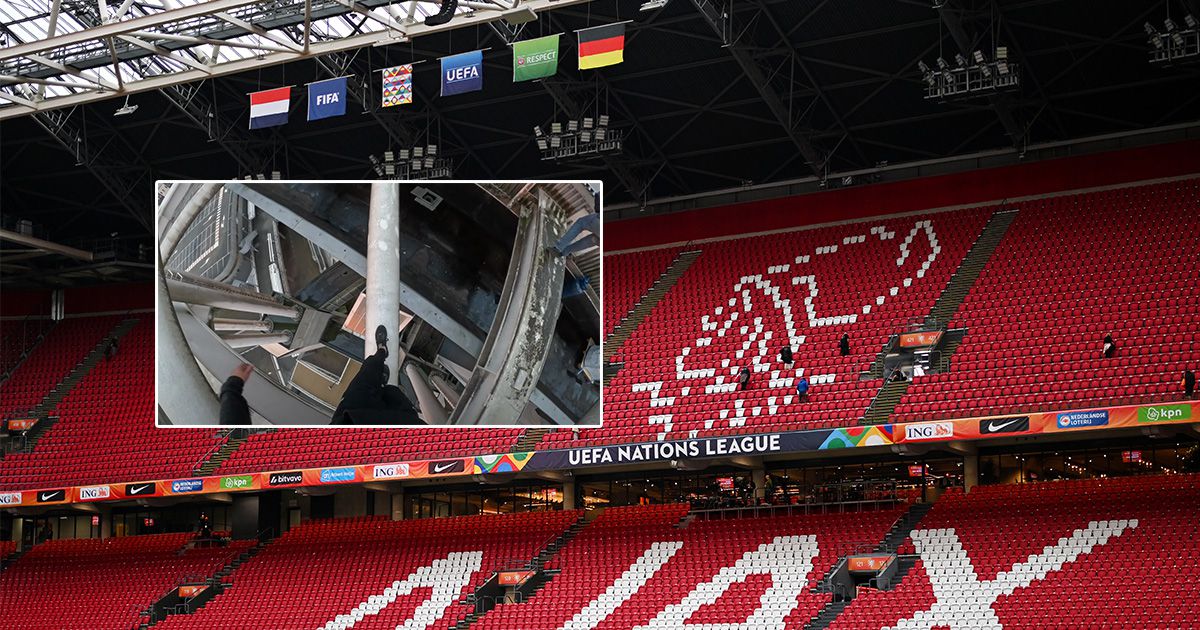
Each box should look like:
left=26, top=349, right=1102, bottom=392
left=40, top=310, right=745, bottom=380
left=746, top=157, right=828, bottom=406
left=2, top=0, right=1199, bottom=255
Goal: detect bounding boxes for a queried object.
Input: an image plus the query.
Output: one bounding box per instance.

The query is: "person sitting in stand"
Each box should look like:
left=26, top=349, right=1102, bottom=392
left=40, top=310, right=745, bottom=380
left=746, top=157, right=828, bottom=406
left=795, top=375, right=810, bottom=402
left=738, top=365, right=752, bottom=390
left=1184, top=369, right=1196, bottom=399
left=1102, top=332, right=1117, bottom=358
left=838, top=333, right=850, bottom=357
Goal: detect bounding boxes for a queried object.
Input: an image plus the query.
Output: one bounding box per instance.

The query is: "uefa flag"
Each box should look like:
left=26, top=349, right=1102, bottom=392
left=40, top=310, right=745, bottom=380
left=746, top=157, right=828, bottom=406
left=307, top=77, right=347, bottom=121
left=513, top=34, right=560, bottom=82
left=578, top=23, right=625, bottom=70
left=382, top=65, right=413, bottom=107
left=441, top=50, right=483, bottom=97
left=248, top=86, right=290, bottom=129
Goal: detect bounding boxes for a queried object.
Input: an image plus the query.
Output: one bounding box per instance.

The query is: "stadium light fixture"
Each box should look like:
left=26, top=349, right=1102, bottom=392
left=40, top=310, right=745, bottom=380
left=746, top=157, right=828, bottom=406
left=114, top=95, right=138, bottom=116
left=640, top=0, right=669, bottom=11
left=371, top=144, right=453, bottom=180
left=921, top=46, right=1019, bottom=101
left=1147, top=14, right=1200, bottom=64
left=535, top=113, right=623, bottom=161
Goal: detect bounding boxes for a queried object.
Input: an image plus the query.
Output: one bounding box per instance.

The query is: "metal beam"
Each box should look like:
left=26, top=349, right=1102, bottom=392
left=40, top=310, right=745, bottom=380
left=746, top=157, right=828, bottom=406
left=449, top=189, right=568, bottom=425
left=0, top=0, right=265, bottom=62
left=690, top=0, right=826, bottom=176
left=937, top=0, right=1025, bottom=150
left=0, top=229, right=95, bottom=261
left=0, top=0, right=596, bottom=120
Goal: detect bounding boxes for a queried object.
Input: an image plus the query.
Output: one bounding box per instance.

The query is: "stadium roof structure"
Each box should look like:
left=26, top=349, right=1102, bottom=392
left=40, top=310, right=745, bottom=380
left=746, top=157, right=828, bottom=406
left=2, top=0, right=1200, bottom=272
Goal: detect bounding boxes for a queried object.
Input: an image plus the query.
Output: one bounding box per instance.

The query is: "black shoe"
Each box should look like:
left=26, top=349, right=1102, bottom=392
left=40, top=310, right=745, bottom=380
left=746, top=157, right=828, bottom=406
left=374, top=324, right=388, bottom=350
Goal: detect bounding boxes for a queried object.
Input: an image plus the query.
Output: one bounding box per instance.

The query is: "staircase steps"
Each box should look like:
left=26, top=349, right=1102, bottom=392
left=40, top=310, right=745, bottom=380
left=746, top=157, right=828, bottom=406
left=807, top=499, right=937, bottom=628
left=194, top=431, right=251, bottom=476
left=603, top=249, right=702, bottom=361
left=924, top=209, right=1018, bottom=329
left=452, top=512, right=593, bottom=630
left=143, top=535, right=276, bottom=628
left=0, top=547, right=28, bottom=574
left=1, top=320, right=55, bottom=382
left=861, top=378, right=910, bottom=425
left=16, top=318, right=141, bottom=454
left=802, top=599, right=850, bottom=630
left=514, top=427, right=551, bottom=452
left=858, top=209, right=1018, bottom=423
left=875, top=502, right=934, bottom=553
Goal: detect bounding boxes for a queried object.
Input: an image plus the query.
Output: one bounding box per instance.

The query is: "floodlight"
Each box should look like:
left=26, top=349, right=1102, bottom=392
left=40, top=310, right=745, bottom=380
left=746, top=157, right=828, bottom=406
left=972, top=50, right=985, bottom=64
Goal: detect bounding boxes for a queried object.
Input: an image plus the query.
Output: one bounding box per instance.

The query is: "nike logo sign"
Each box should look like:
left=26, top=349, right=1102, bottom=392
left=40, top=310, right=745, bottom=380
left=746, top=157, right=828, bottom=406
left=433, top=463, right=457, bottom=473
left=40, top=492, right=61, bottom=501
left=988, top=419, right=1021, bottom=432
left=130, top=484, right=151, bottom=494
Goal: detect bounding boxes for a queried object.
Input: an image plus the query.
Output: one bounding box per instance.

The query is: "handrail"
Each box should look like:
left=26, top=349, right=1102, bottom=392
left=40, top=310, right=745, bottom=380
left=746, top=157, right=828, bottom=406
left=189, top=428, right=237, bottom=473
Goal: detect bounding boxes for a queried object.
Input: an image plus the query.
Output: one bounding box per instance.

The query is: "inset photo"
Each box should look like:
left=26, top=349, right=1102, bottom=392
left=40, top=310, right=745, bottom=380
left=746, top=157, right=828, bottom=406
left=156, top=181, right=601, bottom=427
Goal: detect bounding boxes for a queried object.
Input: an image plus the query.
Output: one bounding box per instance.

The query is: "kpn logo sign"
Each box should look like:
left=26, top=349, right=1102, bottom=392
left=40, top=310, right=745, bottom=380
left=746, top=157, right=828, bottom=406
left=220, top=475, right=255, bottom=490
left=1138, top=403, right=1191, bottom=423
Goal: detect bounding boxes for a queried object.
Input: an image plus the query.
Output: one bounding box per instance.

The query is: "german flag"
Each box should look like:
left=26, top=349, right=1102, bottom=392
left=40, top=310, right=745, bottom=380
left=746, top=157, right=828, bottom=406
left=578, top=23, right=625, bottom=70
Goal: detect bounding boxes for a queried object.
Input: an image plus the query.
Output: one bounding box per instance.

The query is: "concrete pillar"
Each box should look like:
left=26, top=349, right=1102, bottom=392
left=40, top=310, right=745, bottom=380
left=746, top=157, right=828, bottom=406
left=752, top=468, right=766, bottom=503
left=99, top=507, right=112, bottom=539
left=11, top=519, right=23, bottom=552
left=211, top=317, right=273, bottom=332
left=156, top=272, right=222, bottom=423
left=220, top=332, right=290, bottom=349
left=964, top=454, right=979, bottom=493
left=404, top=363, right=448, bottom=424
left=563, top=480, right=577, bottom=511
left=367, top=182, right=401, bottom=386
left=391, top=488, right=405, bottom=521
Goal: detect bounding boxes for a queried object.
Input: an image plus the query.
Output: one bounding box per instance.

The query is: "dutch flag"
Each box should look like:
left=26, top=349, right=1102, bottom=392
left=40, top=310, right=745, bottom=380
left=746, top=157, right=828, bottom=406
left=249, top=86, right=291, bottom=130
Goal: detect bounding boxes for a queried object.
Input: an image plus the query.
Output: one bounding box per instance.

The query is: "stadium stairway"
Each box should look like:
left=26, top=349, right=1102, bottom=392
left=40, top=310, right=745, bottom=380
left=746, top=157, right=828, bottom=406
left=859, top=209, right=1018, bottom=424
left=141, top=535, right=276, bottom=630
left=603, top=249, right=703, bottom=362
left=192, top=429, right=257, bottom=476
left=453, top=510, right=595, bottom=630
left=515, top=427, right=551, bottom=452
left=805, top=501, right=936, bottom=630
left=11, top=317, right=140, bottom=452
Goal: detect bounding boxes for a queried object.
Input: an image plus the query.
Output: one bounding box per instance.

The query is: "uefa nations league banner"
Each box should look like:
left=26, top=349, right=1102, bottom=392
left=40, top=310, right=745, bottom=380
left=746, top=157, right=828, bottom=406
left=522, top=432, right=827, bottom=471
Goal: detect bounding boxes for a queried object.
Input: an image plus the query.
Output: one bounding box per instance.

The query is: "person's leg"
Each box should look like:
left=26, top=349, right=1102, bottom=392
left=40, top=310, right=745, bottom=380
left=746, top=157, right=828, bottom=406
left=334, top=326, right=390, bottom=422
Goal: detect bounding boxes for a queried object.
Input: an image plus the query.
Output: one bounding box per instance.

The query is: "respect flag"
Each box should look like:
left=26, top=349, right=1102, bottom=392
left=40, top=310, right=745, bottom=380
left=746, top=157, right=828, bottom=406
left=307, top=77, right=347, bottom=121
left=382, top=64, right=413, bottom=107
left=441, top=50, right=483, bottom=97
left=578, top=23, right=625, bottom=70
left=513, top=34, right=559, bottom=82
left=248, top=86, right=291, bottom=129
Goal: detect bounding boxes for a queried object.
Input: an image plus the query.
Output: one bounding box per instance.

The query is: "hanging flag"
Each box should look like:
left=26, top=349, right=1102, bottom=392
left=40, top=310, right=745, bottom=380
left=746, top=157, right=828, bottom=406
left=578, top=23, right=625, bottom=70
left=441, top=50, right=484, bottom=97
left=248, top=86, right=291, bottom=130
left=382, top=64, right=414, bottom=107
left=307, top=77, right=347, bottom=121
left=513, top=34, right=560, bottom=82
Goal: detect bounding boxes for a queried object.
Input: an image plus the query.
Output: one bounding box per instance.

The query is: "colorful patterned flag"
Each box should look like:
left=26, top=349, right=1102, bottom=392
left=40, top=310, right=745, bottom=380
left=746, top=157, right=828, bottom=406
left=382, top=64, right=413, bottom=107
left=441, top=50, right=484, bottom=97
left=578, top=23, right=625, bottom=70
left=513, top=34, right=560, bottom=82
left=307, top=77, right=346, bottom=121
left=248, top=86, right=290, bottom=129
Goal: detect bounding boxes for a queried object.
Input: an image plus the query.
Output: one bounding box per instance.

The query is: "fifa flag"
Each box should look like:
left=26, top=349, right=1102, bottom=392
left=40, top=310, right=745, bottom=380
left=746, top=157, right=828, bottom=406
left=578, top=23, right=625, bottom=70
left=248, top=86, right=291, bottom=130
left=382, top=64, right=413, bottom=107
left=513, top=34, right=560, bottom=82
left=441, top=50, right=483, bottom=97
left=307, top=77, right=347, bottom=121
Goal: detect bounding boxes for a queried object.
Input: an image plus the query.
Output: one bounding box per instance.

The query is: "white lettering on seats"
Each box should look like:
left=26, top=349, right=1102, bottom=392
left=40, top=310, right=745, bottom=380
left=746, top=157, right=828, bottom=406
left=320, top=550, right=482, bottom=630
left=633, top=535, right=819, bottom=630
left=885, top=519, right=1138, bottom=630
left=558, top=541, right=684, bottom=630
left=650, top=220, right=941, bottom=436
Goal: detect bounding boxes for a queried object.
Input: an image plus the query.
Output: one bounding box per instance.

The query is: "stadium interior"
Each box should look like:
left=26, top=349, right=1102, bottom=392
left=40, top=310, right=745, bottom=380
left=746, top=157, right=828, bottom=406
left=2, top=0, right=1200, bottom=628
